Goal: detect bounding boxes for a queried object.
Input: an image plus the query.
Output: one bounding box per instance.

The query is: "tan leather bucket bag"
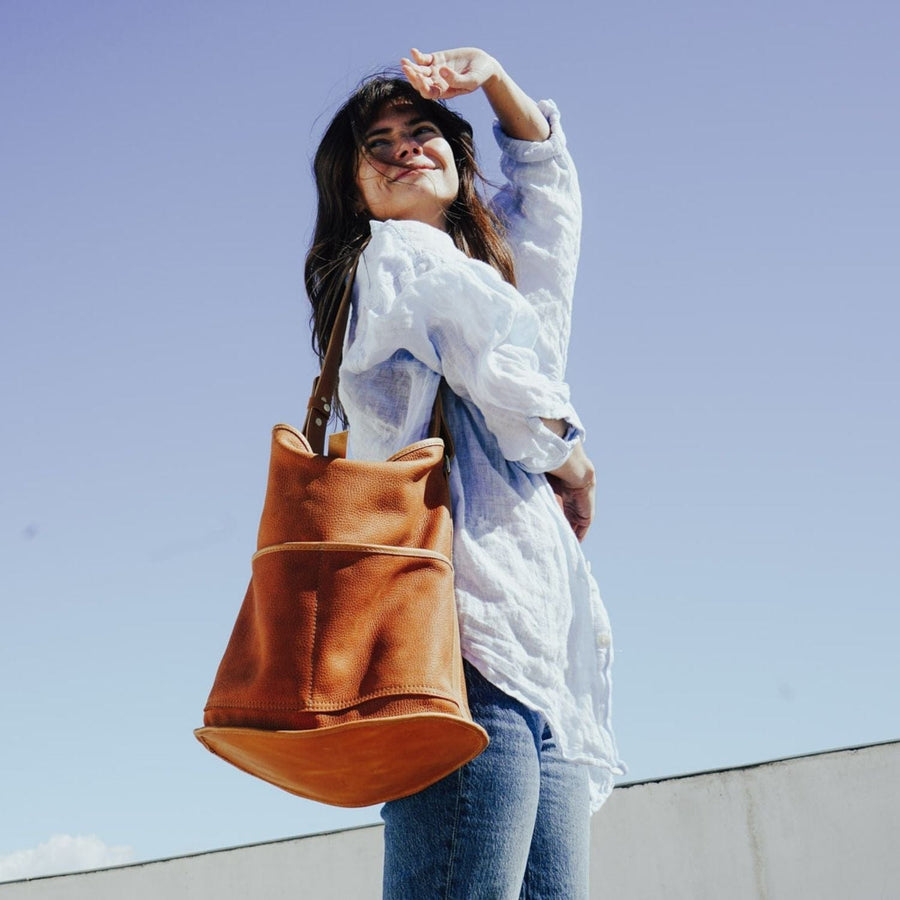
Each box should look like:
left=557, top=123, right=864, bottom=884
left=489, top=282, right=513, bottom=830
left=195, top=258, right=488, bottom=807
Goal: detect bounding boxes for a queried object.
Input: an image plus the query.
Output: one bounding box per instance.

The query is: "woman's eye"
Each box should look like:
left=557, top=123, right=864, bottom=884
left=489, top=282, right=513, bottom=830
left=414, top=125, right=438, bottom=137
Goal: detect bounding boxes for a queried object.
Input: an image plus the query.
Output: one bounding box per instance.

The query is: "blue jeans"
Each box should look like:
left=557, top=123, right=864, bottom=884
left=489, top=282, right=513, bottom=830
left=382, top=662, right=591, bottom=899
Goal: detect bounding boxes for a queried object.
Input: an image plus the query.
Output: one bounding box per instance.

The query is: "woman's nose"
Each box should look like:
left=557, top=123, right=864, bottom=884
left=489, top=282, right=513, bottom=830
left=395, top=139, right=422, bottom=160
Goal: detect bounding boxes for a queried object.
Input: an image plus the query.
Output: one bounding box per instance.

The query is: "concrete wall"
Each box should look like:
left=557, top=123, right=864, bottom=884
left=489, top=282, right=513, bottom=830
left=3, top=741, right=897, bottom=899
left=590, top=740, right=899, bottom=899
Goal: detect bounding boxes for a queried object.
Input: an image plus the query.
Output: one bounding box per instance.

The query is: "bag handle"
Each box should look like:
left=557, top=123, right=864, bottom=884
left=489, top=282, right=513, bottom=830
left=303, top=252, right=454, bottom=460
left=303, top=255, right=358, bottom=454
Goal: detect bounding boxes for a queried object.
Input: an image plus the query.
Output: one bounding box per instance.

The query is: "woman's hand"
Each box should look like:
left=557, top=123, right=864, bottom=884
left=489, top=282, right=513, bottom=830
left=546, top=441, right=596, bottom=542
left=401, top=47, right=500, bottom=100
left=548, top=475, right=595, bottom=543
left=401, top=47, right=550, bottom=142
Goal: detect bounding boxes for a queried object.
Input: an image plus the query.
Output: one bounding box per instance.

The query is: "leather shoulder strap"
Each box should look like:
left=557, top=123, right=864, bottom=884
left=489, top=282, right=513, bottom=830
left=303, top=256, right=359, bottom=454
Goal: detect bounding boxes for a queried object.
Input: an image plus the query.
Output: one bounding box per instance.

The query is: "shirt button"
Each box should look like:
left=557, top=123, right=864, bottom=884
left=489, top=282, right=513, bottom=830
left=595, top=633, right=611, bottom=649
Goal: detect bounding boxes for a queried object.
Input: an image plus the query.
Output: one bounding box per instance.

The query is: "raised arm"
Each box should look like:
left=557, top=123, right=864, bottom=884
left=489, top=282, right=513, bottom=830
left=402, top=48, right=593, bottom=540
left=401, top=47, right=549, bottom=142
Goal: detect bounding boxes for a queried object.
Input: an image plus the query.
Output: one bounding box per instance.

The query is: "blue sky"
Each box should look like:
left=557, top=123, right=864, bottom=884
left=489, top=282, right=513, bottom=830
left=2, top=0, right=897, bottom=878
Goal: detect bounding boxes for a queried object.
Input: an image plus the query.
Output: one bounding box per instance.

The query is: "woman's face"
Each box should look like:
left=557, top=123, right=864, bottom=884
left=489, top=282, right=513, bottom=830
left=355, top=103, right=459, bottom=231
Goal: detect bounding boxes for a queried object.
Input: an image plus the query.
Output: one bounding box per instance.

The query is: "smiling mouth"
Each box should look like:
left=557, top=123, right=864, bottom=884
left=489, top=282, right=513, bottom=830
left=392, top=166, right=436, bottom=180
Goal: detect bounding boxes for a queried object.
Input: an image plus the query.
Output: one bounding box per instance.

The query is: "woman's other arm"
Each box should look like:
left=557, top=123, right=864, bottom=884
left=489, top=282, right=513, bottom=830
left=542, top=418, right=596, bottom=542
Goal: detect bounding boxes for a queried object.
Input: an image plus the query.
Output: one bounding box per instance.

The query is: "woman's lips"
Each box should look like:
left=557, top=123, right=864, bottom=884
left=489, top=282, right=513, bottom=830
left=393, top=165, right=436, bottom=180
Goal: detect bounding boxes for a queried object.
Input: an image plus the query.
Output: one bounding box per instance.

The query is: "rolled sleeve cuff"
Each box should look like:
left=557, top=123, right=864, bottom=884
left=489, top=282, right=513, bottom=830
left=513, top=406, right=585, bottom=475
left=492, top=99, right=566, bottom=164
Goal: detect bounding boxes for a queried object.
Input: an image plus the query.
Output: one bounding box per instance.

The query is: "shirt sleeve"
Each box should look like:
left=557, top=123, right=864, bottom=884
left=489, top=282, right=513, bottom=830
left=344, top=225, right=584, bottom=473
left=491, top=100, right=582, bottom=382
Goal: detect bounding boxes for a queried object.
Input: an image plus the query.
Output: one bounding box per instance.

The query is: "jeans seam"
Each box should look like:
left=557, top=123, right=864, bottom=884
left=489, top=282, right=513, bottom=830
left=442, top=765, right=465, bottom=899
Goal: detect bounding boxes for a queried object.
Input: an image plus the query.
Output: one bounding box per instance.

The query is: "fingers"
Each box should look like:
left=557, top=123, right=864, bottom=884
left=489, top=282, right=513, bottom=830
left=401, top=47, right=484, bottom=100
left=401, top=54, right=442, bottom=99
left=568, top=509, right=592, bottom=542
left=550, top=479, right=594, bottom=543
left=563, top=502, right=591, bottom=541
left=401, top=65, right=458, bottom=99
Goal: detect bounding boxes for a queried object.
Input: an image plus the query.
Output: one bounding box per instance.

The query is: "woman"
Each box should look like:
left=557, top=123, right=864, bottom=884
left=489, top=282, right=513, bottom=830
left=306, top=47, right=624, bottom=899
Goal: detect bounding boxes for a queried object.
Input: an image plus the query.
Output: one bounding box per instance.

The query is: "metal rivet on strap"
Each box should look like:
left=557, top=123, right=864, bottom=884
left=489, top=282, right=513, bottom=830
left=323, top=402, right=330, bottom=412
left=315, top=417, right=323, bottom=427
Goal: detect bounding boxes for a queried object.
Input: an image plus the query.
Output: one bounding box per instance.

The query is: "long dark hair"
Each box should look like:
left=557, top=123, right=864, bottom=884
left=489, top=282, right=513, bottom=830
left=305, top=75, right=516, bottom=366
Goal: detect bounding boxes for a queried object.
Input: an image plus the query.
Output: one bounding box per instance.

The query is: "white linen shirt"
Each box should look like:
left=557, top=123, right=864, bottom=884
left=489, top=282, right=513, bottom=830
left=339, top=101, right=625, bottom=807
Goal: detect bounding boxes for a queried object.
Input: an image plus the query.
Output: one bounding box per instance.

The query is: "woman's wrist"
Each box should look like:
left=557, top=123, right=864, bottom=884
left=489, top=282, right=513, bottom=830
left=540, top=416, right=568, bottom=438
left=481, top=63, right=550, bottom=143
left=549, top=440, right=595, bottom=489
